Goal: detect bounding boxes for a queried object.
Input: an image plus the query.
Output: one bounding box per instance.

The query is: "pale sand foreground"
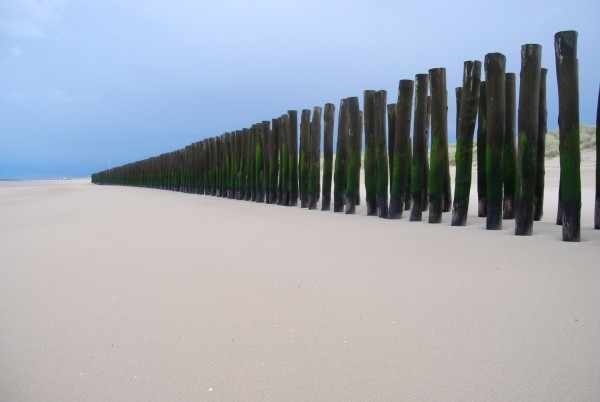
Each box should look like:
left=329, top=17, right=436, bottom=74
left=1, top=166, right=599, bottom=401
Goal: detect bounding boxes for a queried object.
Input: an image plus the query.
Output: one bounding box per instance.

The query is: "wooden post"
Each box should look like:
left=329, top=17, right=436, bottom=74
left=484, top=53, right=506, bottom=230
left=477, top=82, right=487, bottom=217
left=503, top=72, right=517, bottom=219
left=269, top=118, right=280, bottom=204
left=451, top=61, right=482, bottom=226
left=428, top=68, right=448, bottom=223
left=555, top=30, right=581, bottom=241
left=288, top=110, right=299, bottom=206
left=299, top=109, right=311, bottom=208
left=279, top=114, right=290, bottom=205
left=308, top=106, right=322, bottom=210
left=248, top=127, right=256, bottom=201
left=423, top=95, right=431, bottom=211
left=389, top=80, right=414, bottom=219
left=387, top=104, right=396, bottom=197
left=244, top=128, right=252, bottom=201
left=373, top=90, right=389, bottom=218
left=533, top=69, right=548, bottom=221
left=322, top=103, right=335, bottom=210
left=262, top=122, right=271, bottom=203
left=515, top=44, right=542, bottom=235
left=596, top=85, right=600, bottom=229
left=334, top=99, right=349, bottom=212
left=346, top=96, right=361, bottom=214
left=363, top=90, right=377, bottom=215
left=255, top=124, right=265, bottom=203
left=410, top=74, right=429, bottom=221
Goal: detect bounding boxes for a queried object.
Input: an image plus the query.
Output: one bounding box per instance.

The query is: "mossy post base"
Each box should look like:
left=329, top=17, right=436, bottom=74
left=484, top=53, right=506, bottom=230
left=410, top=74, right=429, bottom=222
left=428, top=68, right=448, bottom=224
left=515, top=44, right=542, bottom=236
left=451, top=61, right=482, bottom=226
left=555, top=30, right=581, bottom=241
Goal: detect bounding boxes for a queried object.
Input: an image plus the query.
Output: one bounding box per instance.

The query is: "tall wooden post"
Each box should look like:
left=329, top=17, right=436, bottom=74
left=555, top=30, right=581, bottom=241
left=534, top=69, right=548, bottom=221
left=308, top=106, right=322, bottom=210
left=451, top=61, right=482, bottom=226
left=262, top=122, right=271, bottom=203
left=389, top=80, right=414, bottom=219
left=288, top=110, right=299, bottom=206
left=515, top=44, right=542, bottom=235
left=410, top=74, right=429, bottom=221
left=423, top=95, right=431, bottom=211
left=299, top=109, right=311, bottom=208
left=428, top=68, right=448, bottom=223
left=269, top=119, right=280, bottom=204
left=334, top=99, right=349, bottom=212
left=346, top=96, right=361, bottom=214
left=594, top=85, right=600, bottom=229
left=387, top=103, right=398, bottom=214
left=374, top=90, right=389, bottom=218
left=363, top=90, right=377, bottom=215
left=484, top=53, right=506, bottom=230
left=255, top=123, right=265, bottom=203
left=477, top=82, right=487, bottom=217
left=322, top=103, right=335, bottom=210
left=503, top=72, right=517, bottom=219
left=279, top=114, right=290, bottom=205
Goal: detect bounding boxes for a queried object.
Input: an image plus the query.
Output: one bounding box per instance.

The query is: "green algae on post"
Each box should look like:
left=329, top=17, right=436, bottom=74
left=451, top=61, right=482, bottom=226
left=321, top=103, right=335, bottom=211
left=410, top=74, right=429, bottom=222
left=554, top=30, right=581, bottom=241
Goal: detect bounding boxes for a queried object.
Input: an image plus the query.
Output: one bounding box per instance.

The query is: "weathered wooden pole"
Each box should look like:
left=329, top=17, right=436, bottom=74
left=322, top=103, right=335, bottom=211
left=533, top=69, right=548, bottom=221
left=299, top=109, right=311, bottom=208
left=503, top=72, right=517, bottom=219
left=451, top=60, right=482, bottom=226
left=269, top=118, right=280, bottom=204
left=477, top=82, right=487, bottom=217
left=262, top=122, right=271, bottom=203
left=428, top=68, right=448, bottom=223
left=255, top=124, right=265, bottom=203
left=410, top=74, right=429, bottom=221
left=363, top=90, right=377, bottom=215
left=248, top=127, right=256, bottom=201
left=308, top=106, right=322, bottom=210
left=346, top=96, right=361, bottom=214
left=279, top=114, right=290, bottom=205
left=555, top=30, right=581, bottom=241
left=596, top=86, right=600, bottom=229
left=484, top=53, right=506, bottom=230
left=334, top=99, right=349, bottom=212
left=373, top=90, right=389, bottom=218
left=389, top=80, right=414, bottom=219
left=244, top=128, right=252, bottom=201
left=387, top=104, right=396, bottom=195
left=423, top=95, right=431, bottom=211
left=288, top=110, right=299, bottom=206
left=515, top=44, right=542, bottom=235
left=234, top=131, right=242, bottom=199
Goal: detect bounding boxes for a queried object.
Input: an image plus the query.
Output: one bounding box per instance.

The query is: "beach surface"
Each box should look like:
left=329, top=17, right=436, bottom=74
left=1, top=164, right=599, bottom=401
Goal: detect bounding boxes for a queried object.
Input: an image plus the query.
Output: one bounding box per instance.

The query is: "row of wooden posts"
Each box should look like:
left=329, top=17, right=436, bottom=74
left=92, top=31, right=599, bottom=242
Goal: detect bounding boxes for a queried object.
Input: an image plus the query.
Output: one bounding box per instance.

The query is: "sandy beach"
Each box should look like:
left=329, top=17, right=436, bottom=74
left=1, top=163, right=599, bottom=401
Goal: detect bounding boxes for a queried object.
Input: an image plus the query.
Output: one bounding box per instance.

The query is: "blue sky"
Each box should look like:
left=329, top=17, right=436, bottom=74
left=0, top=0, right=598, bottom=179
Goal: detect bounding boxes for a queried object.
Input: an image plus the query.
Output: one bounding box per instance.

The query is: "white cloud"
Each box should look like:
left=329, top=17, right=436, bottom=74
left=8, top=45, right=24, bottom=58
left=0, top=0, right=68, bottom=38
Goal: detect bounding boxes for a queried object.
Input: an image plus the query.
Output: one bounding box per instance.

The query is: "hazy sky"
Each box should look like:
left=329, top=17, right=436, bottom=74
left=1, top=0, right=598, bottom=178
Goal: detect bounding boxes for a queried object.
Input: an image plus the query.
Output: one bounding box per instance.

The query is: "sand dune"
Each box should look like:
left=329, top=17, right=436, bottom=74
left=1, top=165, right=599, bottom=401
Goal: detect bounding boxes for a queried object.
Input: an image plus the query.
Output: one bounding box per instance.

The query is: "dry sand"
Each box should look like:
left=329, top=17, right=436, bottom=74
left=1, top=165, right=599, bottom=401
